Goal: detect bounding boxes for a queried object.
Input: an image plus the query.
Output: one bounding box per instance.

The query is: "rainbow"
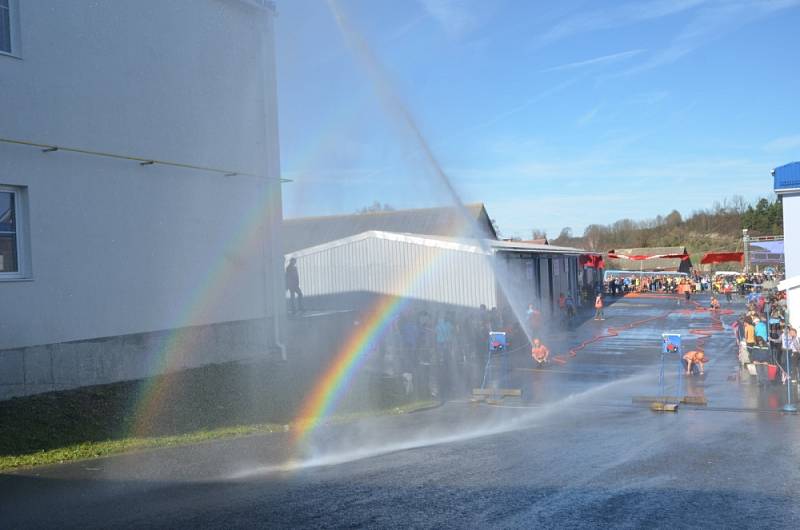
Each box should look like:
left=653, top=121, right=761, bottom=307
left=130, top=95, right=361, bottom=435
left=290, top=229, right=477, bottom=443
left=131, top=181, right=279, bottom=437
left=291, top=294, right=410, bottom=442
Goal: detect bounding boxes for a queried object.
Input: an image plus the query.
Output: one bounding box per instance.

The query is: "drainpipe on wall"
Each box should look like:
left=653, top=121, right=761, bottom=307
left=258, top=1, right=286, bottom=360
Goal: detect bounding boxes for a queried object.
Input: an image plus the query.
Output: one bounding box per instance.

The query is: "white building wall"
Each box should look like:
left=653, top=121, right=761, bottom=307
left=0, top=1, right=283, bottom=396
left=783, top=193, right=800, bottom=328
left=783, top=194, right=799, bottom=280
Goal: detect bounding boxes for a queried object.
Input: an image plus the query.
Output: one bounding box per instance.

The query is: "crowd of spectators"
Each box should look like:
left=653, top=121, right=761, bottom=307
left=731, top=288, right=799, bottom=387
left=367, top=303, right=523, bottom=399
left=604, top=271, right=781, bottom=299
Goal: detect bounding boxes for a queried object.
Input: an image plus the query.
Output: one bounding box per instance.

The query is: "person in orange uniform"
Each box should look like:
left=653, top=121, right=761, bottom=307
left=531, top=339, right=550, bottom=365
left=594, top=293, right=605, bottom=320
left=710, top=296, right=720, bottom=311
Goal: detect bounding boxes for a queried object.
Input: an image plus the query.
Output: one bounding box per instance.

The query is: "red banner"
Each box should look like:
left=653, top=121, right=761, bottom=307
left=579, top=254, right=605, bottom=269
left=700, top=252, right=743, bottom=265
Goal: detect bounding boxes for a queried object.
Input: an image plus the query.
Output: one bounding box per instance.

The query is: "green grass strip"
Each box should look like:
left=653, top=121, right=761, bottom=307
left=0, top=400, right=438, bottom=471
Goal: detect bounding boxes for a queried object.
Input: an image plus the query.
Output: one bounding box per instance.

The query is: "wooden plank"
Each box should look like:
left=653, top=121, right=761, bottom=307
left=650, top=402, right=679, bottom=412
left=632, top=395, right=680, bottom=403
left=681, top=396, right=708, bottom=405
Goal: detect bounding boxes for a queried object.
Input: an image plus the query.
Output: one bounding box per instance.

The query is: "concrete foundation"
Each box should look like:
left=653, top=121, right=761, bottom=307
left=0, top=318, right=275, bottom=401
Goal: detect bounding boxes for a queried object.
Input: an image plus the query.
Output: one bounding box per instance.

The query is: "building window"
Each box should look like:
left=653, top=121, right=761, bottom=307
left=0, top=0, right=19, bottom=57
left=0, top=186, right=24, bottom=276
left=0, top=0, right=11, bottom=54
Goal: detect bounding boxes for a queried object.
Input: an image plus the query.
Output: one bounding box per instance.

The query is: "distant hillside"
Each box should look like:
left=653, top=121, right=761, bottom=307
left=549, top=196, right=783, bottom=261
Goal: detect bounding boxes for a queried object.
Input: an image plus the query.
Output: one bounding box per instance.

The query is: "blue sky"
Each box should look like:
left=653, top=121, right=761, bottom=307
left=275, top=0, right=800, bottom=239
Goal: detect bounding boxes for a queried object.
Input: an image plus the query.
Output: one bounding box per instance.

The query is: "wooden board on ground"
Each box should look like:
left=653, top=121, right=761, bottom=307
left=681, top=395, right=708, bottom=405
left=632, top=395, right=680, bottom=403
left=472, top=388, right=522, bottom=397
left=650, top=402, right=679, bottom=412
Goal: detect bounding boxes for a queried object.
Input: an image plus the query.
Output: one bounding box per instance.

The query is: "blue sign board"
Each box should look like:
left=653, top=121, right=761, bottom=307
left=662, top=333, right=681, bottom=355
left=488, top=331, right=507, bottom=352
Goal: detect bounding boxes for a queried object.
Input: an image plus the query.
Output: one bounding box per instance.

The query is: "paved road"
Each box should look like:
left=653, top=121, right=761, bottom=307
left=4, top=294, right=799, bottom=528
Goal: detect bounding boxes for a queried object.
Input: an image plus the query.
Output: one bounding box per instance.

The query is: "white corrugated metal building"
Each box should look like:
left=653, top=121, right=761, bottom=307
left=286, top=231, right=587, bottom=313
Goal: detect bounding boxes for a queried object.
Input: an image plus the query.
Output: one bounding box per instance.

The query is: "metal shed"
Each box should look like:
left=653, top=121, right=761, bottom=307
left=286, top=231, right=589, bottom=314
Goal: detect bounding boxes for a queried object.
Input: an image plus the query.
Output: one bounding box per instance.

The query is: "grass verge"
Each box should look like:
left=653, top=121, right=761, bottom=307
left=0, top=398, right=437, bottom=472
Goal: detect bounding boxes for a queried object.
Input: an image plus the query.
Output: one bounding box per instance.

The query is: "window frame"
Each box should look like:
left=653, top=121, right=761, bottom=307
left=0, top=185, right=30, bottom=280
left=0, top=0, right=21, bottom=59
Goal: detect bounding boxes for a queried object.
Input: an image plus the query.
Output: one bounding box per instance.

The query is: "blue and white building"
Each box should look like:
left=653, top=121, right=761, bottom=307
left=774, top=162, right=800, bottom=328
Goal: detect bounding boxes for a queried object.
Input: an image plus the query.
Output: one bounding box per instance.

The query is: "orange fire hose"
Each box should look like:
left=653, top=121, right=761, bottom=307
left=550, top=293, right=733, bottom=365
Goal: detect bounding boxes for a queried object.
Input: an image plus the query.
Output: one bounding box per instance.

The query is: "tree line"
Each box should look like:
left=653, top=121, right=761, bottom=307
left=546, top=196, right=783, bottom=256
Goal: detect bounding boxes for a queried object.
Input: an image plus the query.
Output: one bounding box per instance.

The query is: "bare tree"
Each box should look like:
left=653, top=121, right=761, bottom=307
left=531, top=228, right=547, bottom=240
left=356, top=201, right=395, bottom=214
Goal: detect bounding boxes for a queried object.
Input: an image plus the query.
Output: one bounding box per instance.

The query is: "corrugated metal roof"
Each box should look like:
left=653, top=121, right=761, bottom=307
left=283, top=203, right=496, bottom=254
left=288, top=231, right=489, bottom=258
left=774, top=161, right=800, bottom=193
left=491, top=239, right=586, bottom=254
left=286, top=230, right=587, bottom=259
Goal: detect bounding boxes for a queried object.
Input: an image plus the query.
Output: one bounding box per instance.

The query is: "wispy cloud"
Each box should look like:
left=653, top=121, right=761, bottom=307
left=540, top=49, right=645, bottom=73
left=385, top=13, right=428, bottom=42
left=618, top=0, right=800, bottom=75
left=418, top=0, right=478, bottom=37
left=630, top=91, right=670, bottom=106
left=764, top=134, right=800, bottom=153
left=538, top=0, right=709, bottom=45
left=460, top=77, right=581, bottom=134
left=577, top=105, right=601, bottom=127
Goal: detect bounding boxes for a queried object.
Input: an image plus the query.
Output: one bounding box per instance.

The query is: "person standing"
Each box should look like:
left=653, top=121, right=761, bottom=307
left=435, top=313, right=455, bottom=399
left=683, top=280, right=692, bottom=302
left=754, top=317, right=768, bottom=344
left=768, top=321, right=783, bottom=366
left=782, top=327, right=800, bottom=383
left=743, top=317, right=756, bottom=347
left=526, top=303, right=542, bottom=336
left=285, top=257, right=303, bottom=315
left=723, top=282, right=733, bottom=303
left=594, top=293, right=605, bottom=321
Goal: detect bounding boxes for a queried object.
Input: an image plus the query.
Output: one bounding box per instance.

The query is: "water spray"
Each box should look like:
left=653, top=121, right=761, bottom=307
left=324, top=0, right=540, bottom=340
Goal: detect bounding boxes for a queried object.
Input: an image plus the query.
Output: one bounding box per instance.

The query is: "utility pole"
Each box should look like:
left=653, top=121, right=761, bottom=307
left=742, top=229, right=750, bottom=273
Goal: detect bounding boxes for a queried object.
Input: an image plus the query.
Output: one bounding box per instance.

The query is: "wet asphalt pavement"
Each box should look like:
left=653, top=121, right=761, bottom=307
left=3, top=294, right=800, bottom=529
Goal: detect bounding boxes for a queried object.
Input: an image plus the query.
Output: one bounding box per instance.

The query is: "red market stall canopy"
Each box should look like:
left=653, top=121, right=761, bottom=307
left=607, top=252, right=690, bottom=261
left=700, top=251, right=744, bottom=265
left=606, top=247, right=692, bottom=273
left=579, top=254, right=605, bottom=269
